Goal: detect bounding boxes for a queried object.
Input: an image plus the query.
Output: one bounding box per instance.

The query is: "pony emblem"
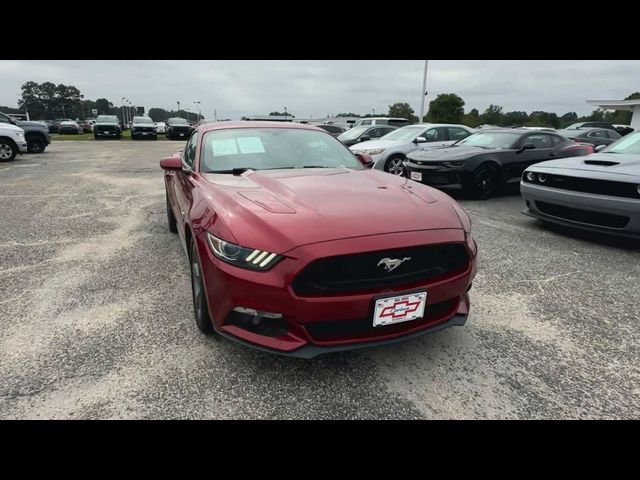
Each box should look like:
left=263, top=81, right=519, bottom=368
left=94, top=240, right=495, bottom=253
left=377, top=257, right=411, bottom=272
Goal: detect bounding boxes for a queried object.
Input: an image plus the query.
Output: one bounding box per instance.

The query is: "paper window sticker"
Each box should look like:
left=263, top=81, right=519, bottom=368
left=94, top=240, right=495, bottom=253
left=237, top=137, right=266, bottom=154
left=211, top=139, right=239, bottom=156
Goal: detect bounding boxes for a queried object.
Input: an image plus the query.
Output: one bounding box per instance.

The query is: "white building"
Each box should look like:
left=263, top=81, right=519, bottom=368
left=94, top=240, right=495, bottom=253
left=586, top=99, right=640, bottom=130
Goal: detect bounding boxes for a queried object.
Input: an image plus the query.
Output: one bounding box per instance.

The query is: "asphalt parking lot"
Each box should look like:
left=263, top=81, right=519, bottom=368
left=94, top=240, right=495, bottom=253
left=1, top=140, right=639, bottom=419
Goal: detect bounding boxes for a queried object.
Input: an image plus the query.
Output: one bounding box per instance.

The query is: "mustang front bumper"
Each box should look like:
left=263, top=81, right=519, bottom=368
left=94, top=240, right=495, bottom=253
left=195, top=228, right=477, bottom=357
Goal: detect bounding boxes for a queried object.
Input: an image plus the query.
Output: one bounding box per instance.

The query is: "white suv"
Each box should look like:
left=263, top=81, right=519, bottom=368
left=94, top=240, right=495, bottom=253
left=0, top=123, right=28, bottom=162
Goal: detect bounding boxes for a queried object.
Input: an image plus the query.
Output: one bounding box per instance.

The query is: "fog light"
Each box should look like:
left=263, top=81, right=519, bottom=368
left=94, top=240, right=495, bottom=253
left=525, top=171, right=536, bottom=182
left=637, top=185, right=640, bottom=195
left=538, top=173, right=548, bottom=183
left=232, top=307, right=283, bottom=319
left=229, top=308, right=287, bottom=337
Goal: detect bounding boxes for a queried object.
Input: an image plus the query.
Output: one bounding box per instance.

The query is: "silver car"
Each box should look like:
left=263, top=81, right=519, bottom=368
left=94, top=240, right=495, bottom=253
left=350, top=123, right=474, bottom=175
left=521, top=132, right=640, bottom=239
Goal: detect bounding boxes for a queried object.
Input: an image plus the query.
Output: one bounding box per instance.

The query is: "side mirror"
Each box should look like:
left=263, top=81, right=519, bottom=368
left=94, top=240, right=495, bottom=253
left=360, top=135, right=370, bottom=142
left=519, top=143, right=535, bottom=152
left=414, top=136, right=427, bottom=144
left=159, top=156, right=183, bottom=171
left=354, top=152, right=374, bottom=168
left=594, top=144, right=607, bottom=152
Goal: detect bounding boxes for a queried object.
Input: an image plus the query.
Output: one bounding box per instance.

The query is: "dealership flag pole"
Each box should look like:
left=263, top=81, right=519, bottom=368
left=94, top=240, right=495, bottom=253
left=419, top=60, right=429, bottom=122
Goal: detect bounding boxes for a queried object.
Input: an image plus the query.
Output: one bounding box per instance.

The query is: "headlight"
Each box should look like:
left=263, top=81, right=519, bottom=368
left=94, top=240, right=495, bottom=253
left=525, top=171, right=536, bottom=182
left=14, top=131, right=25, bottom=139
left=365, top=148, right=385, bottom=155
left=441, top=161, right=465, bottom=168
left=205, top=232, right=282, bottom=271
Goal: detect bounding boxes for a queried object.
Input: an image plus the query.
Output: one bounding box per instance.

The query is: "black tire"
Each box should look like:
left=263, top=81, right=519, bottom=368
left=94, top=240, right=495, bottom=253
left=152, top=135, right=157, bottom=140
left=166, top=192, right=177, bottom=233
left=468, top=164, right=499, bottom=200
left=0, top=138, right=18, bottom=162
left=131, top=134, right=137, bottom=140
left=94, top=134, right=99, bottom=139
left=190, top=238, right=215, bottom=334
left=26, top=135, right=46, bottom=153
left=384, top=155, right=405, bottom=175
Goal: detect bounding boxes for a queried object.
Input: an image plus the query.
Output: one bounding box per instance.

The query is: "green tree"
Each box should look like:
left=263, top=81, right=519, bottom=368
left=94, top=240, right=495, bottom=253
left=559, top=112, right=578, bottom=127
left=95, top=98, right=113, bottom=115
left=462, top=108, right=480, bottom=127
left=503, top=111, right=529, bottom=127
left=425, top=93, right=465, bottom=123
left=480, top=105, right=504, bottom=125
left=148, top=108, right=170, bottom=122
left=388, top=102, right=418, bottom=123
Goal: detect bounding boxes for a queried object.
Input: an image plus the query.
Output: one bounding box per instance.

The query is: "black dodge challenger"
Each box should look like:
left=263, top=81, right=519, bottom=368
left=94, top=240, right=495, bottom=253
left=404, top=129, right=594, bottom=199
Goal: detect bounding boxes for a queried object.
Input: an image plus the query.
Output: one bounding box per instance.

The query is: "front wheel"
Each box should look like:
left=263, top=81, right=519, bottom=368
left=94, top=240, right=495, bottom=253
left=27, top=137, right=46, bottom=153
left=385, top=155, right=405, bottom=175
left=468, top=165, right=499, bottom=200
left=190, top=238, right=215, bottom=334
left=0, top=139, right=18, bottom=162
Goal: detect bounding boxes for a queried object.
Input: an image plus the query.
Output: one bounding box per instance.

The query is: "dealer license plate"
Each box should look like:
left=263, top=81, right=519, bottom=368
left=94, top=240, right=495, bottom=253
left=410, top=171, right=422, bottom=181
left=373, top=292, right=427, bottom=327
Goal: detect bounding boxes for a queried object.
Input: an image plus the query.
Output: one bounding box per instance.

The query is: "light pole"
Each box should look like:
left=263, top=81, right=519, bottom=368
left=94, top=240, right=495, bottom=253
left=194, top=101, right=201, bottom=123
left=177, top=101, right=181, bottom=118
left=284, top=106, right=288, bottom=122
left=419, top=60, right=429, bottom=122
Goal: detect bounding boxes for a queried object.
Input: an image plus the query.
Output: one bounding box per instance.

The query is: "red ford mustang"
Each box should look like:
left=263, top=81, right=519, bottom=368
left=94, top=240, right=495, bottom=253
left=160, top=121, right=477, bottom=357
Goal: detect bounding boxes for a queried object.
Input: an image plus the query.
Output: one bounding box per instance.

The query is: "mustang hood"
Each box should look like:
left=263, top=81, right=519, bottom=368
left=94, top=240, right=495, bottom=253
left=529, top=153, right=640, bottom=177
left=200, top=168, right=463, bottom=254
left=409, top=145, right=492, bottom=161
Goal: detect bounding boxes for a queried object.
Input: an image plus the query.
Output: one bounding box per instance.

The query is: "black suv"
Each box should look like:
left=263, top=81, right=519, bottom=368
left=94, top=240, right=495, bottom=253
left=0, top=112, right=51, bottom=153
left=166, top=117, right=192, bottom=140
left=131, top=116, right=157, bottom=140
left=94, top=115, right=122, bottom=139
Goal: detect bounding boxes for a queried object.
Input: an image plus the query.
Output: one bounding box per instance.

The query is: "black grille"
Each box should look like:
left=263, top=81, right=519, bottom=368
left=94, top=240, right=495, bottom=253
left=305, top=298, right=458, bottom=342
left=526, top=174, right=639, bottom=199
left=134, top=126, right=155, bottom=133
left=170, top=126, right=191, bottom=133
left=292, top=243, right=469, bottom=296
left=419, top=172, right=461, bottom=186
left=535, top=201, right=630, bottom=229
left=96, top=125, right=118, bottom=132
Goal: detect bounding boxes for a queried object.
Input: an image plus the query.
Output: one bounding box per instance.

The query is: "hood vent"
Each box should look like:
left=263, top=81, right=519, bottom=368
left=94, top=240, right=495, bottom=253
left=584, top=160, right=619, bottom=166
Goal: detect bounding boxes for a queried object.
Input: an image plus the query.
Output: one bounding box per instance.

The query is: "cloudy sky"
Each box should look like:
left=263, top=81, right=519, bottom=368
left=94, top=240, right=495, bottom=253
left=1, top=60, right=639, bottom=119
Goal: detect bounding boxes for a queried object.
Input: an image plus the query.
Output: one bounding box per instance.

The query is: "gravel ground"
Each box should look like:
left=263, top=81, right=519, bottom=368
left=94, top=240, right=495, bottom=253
left=0, top=141, right=638, bottom=419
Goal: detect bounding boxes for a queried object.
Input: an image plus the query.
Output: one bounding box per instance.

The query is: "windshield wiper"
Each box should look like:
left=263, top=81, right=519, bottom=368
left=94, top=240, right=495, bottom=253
left=208, top=166, right=296, bottom=175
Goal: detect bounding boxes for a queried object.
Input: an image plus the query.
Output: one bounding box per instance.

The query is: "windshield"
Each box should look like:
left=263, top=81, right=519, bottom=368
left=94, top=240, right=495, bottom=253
left=201, top=128, right=363, bottom=173
left=381, top=126, right=425, bottom=142
left=133, top=117, right=153, bottom=124
left=455, top=131, right=521, bottom=149
left=602, top=131, right=640, bottom=154
left=169, top=118, right=188, bottom=125
left=96, top=115, right=118, bottom=123
left=338, top=126, right=370, bottom=141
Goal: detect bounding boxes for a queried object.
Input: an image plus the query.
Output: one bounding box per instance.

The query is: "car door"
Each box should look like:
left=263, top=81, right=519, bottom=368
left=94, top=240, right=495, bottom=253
left=587, top=129, right=613, bottom=146
left=173, top=131, right=199, bottom=248
left=422, top=127, right=450, bottom=147
left=365, top=127, right=385, bottom=141
left=445, top=126, right=472, bottom=145
left=508, top=133, right=555, bottom=180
